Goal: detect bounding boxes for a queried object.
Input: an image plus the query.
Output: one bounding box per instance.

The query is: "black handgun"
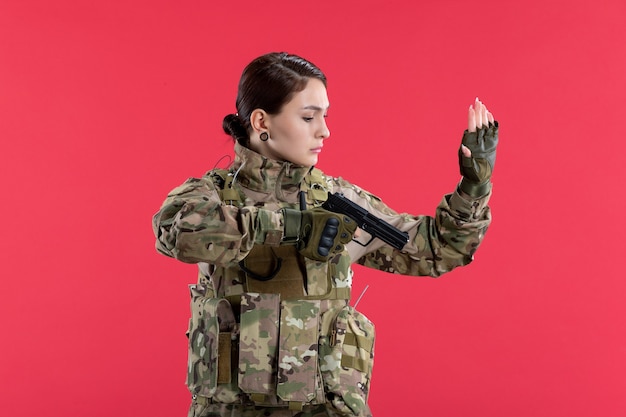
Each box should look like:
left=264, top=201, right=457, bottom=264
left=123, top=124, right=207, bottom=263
left=322, top=193, right=409, bottom=250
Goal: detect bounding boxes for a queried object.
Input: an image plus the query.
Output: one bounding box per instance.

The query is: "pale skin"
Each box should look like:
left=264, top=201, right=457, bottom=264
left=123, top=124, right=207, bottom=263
left=461, top=97, right=495, bottom=157
left=248, top=78, right=330, bottom=167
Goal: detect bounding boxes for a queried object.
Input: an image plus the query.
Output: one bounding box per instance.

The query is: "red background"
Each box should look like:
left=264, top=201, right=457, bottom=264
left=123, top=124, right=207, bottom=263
left=1, top=1, right=625, bottom=416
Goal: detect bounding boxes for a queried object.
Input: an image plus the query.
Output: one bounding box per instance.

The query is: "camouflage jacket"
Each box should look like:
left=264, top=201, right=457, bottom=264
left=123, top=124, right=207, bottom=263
left=152, top=142, right=491, bottom=415
left=153, top=142, right=491, bottom=279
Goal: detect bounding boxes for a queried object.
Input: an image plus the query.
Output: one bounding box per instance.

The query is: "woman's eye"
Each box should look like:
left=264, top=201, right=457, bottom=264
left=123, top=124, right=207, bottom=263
left=303, top=117, right=314, bottom=122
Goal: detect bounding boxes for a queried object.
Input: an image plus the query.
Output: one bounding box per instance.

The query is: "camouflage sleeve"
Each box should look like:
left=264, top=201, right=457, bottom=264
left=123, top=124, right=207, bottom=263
left=152, top=176, right=286, bottom=265
left=333, top=178, right=492, bottom=277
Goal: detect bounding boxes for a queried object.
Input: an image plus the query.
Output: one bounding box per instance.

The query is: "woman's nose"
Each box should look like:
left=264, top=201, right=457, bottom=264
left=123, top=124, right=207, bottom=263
left=319, top=120, right=330, bottom=139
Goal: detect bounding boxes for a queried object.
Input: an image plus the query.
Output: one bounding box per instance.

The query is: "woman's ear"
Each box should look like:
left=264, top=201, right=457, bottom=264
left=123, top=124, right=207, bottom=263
left=250, top=109, right=269, bottom=134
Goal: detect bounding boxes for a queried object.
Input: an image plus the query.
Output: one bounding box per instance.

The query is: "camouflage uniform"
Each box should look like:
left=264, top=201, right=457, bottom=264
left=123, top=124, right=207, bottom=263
left=153, top=143, right=491, bottom=417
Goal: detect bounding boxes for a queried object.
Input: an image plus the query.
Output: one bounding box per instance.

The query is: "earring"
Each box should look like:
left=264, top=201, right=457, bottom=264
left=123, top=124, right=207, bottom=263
left=260, top=132, right=269, bottom=141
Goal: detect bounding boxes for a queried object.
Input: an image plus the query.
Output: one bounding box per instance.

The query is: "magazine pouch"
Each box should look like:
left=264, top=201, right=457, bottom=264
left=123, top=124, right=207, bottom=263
left=276, top=300, right=323, bottom=406
left=319, top=306, right=375, bottom=417
left=187, top=284, right=238, bottom=402
left=238, top=292, right=281, bottom=399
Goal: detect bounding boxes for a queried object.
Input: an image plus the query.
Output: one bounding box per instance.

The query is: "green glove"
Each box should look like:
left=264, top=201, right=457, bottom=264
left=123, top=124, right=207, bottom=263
left=458, top=121, right=499, bottom=197
left=282, top=207, right=357, bottom=261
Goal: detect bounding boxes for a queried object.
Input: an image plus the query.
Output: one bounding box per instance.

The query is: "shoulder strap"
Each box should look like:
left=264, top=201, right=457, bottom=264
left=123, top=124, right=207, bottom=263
left=209, top=167, right=330, bottom=207
left=208, top=169, right=243, bottom=205
left=301, top=168, right=331, bottom=206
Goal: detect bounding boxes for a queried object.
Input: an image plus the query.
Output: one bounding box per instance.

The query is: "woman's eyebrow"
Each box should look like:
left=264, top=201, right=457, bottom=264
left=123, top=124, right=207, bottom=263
left=302, top=105, right=330, bottom=111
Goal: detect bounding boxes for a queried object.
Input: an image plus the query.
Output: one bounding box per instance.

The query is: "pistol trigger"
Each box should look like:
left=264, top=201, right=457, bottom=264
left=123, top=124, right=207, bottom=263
left=351, top=235, right=375, bottom=247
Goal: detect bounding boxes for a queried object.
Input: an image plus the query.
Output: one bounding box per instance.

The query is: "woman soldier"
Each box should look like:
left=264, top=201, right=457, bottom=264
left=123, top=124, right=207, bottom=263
left=153, top=52, right=498, bottom=417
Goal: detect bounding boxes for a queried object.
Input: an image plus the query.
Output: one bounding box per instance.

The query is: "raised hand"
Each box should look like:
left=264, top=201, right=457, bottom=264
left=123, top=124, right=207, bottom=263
left=458, top=98, right=498, bottom=197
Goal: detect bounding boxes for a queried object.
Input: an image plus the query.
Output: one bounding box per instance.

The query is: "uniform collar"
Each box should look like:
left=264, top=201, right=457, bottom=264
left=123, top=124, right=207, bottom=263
left=231, top=142, right=312, bottom=194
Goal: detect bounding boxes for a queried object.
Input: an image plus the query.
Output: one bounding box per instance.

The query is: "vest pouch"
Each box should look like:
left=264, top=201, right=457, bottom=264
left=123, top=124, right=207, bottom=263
left=241, top=245, right=307, bottom=300
left=319, top=306, right=375, bottom=417
left=238, top=293, right=281, bottom=400
left=187, top=284, right=239, bottom=403
left=277, top=300, right=325, bottom=406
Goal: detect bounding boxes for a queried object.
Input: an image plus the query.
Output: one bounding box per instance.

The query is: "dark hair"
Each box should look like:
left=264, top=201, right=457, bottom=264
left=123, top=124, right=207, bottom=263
left=222, top=52, right=327, bottom=146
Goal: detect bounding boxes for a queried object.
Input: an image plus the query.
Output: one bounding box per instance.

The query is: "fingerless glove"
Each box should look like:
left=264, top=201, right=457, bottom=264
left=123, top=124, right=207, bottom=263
left=282, top=207, right=356, bottom=261
left=458, top=121, right=499, bottom=197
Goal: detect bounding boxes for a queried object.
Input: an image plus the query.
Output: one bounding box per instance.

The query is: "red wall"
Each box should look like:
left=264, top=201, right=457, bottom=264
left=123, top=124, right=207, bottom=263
left=1, top=1, right=625, bottom=416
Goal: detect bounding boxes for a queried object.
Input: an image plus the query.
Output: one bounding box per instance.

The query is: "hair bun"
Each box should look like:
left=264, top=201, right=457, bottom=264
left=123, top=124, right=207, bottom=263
left=222, top=113, right=249, bottom=145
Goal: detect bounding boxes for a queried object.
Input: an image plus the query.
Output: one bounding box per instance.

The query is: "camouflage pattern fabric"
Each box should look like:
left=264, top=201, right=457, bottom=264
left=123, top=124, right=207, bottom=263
left=187, top=284, right=240, bottom=403
left=153, top=142, right=491, bottom=280
left=187, top=401, right=337, bottom=417
left=277, top=300, right=323, bottom=405
left=319, top=306, right=374, bottom=417
left=152, top=141, right=493, bottom=416
left=239, top=293, right=280, bottom=397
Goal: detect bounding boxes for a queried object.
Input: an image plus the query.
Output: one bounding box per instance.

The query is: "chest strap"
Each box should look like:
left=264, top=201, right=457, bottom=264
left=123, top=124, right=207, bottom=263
left=300, top=168, right=330, bottom=207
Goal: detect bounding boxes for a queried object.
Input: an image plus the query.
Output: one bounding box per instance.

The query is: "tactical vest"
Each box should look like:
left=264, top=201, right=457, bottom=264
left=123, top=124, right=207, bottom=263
left=186, top=167, right=375, bottom=416
left=200, top=167, right=352, bottom=303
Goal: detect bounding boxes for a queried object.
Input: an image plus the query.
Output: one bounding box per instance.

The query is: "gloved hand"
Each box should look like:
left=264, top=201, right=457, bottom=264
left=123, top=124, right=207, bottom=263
left=282, top=207, right=357, bottom=261
left=458, top=98, right=499, bottom=197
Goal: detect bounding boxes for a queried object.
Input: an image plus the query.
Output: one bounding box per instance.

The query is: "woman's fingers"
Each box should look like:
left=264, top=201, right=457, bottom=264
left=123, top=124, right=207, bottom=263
left=469, top=98, right=495, bottom=131
left=468, top=105, right=477, bottom=132
left=474, top=98, right=484, bottom=128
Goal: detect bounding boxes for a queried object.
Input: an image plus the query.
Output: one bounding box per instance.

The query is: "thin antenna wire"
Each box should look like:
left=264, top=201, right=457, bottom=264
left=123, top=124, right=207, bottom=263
left=212, top=154, right=232, bottom=170
left=231, top=160, right=245, bottom=186
left=353, top=284, right=370, bottom=308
